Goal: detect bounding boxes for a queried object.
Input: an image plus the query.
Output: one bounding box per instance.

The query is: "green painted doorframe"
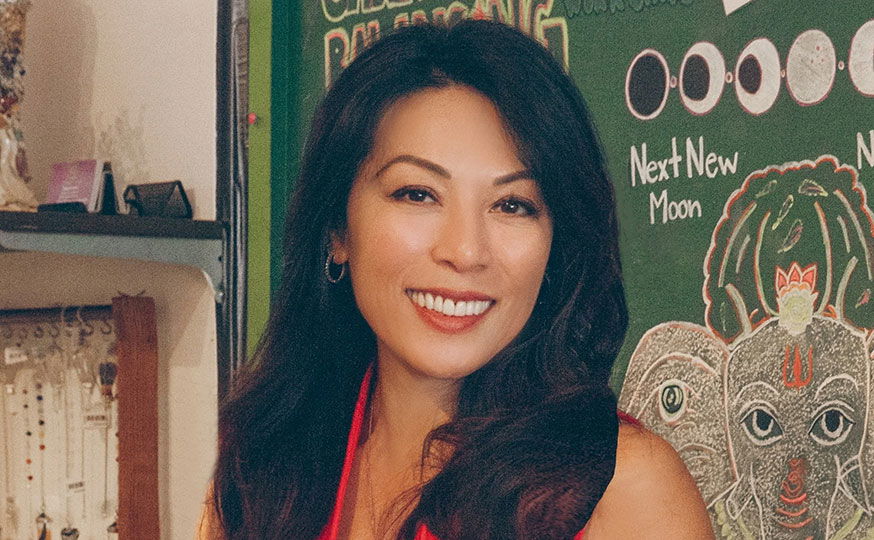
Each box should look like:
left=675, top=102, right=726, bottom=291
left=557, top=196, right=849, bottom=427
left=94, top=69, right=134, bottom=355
left=247, top=1, right=300, bottom=354
left=246, top=0, right=270, bottom=355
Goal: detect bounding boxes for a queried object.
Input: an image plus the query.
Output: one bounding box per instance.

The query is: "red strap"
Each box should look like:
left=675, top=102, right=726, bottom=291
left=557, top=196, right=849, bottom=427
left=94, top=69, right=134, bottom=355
left=320, top=365, right=374, bottom=540
left=618, top=410, right=641, bottom=426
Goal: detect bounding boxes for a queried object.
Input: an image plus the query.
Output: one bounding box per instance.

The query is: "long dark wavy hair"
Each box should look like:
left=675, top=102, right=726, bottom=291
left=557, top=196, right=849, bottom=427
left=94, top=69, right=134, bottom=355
left=212, top=19, right=628, bottom=540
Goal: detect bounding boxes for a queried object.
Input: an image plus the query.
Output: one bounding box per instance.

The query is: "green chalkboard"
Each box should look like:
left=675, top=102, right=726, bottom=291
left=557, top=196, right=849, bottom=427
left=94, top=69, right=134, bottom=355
left=278, top=3, right=874, bottom=534
left=286, top=0, right=873, bottom=375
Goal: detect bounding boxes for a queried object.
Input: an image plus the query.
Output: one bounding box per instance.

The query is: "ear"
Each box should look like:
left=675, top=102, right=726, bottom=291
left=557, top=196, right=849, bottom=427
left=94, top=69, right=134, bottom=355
left=618, top=321, right=732, bottom=507
left=619, top=321, right=728, bottom=412
left=328, top=229, right=349, bottom=264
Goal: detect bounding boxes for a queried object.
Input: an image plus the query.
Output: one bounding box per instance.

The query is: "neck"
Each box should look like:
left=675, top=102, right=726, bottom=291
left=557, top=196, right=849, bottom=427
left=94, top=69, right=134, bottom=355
left=367, top=353, right=460, bottom=472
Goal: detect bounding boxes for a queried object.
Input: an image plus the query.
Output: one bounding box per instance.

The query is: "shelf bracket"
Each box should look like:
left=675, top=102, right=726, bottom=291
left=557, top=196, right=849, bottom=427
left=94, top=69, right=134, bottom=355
left=0, top=230, right=226, bottom=303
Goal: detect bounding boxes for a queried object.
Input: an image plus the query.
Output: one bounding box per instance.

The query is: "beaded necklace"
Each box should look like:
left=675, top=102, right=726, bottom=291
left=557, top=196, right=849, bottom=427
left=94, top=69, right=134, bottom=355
left=33, top=376, right=51, bottom=538
left=21, top=374, right=35, bottom=538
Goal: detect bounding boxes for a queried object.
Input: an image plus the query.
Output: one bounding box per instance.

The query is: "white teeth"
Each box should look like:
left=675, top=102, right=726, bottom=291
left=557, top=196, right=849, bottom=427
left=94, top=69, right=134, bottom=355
left=406, top=290, right=493, bottom=317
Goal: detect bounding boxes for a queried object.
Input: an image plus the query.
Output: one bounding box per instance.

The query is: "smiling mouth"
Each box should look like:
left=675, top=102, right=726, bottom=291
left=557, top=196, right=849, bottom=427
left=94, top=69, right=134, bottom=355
left=404, top=289, right=495, bottom=317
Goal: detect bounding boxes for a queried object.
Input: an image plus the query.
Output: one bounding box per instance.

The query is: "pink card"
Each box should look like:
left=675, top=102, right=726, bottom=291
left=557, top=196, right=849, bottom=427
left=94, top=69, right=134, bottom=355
left=46, top=160, right=102, bottom=211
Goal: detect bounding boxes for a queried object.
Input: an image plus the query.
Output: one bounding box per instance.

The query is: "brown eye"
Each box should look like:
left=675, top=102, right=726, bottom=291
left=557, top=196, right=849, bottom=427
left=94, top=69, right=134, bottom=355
left=495, top=197, right=538, bottom=216
left=391, top=187, right=435, bottom=204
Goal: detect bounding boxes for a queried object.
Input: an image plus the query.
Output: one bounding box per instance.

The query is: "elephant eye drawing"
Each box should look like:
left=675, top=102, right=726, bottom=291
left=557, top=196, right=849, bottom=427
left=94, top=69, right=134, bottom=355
left=739, top=406, right=783, bottom=445
left=619, top=156, right=874, bottom=538
left=658, top=379, right=688, bottom=423
left=808, top=405, right=855, bottom=446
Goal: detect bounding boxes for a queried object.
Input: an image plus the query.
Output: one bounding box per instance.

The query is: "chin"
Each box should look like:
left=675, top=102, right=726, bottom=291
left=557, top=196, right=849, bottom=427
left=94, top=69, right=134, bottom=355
left=401, top=351, right=495, bottom=381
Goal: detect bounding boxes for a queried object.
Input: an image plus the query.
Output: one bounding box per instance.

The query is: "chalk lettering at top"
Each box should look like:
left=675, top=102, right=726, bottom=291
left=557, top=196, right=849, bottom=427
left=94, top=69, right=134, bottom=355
left=630, top=136, right=740, bottom=187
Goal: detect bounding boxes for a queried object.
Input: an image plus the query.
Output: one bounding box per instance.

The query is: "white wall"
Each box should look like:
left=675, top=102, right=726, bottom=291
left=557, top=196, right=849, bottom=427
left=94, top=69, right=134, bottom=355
left=2, top=1, right=220, bottom=538
left=22, top=0, right=217, bottom=220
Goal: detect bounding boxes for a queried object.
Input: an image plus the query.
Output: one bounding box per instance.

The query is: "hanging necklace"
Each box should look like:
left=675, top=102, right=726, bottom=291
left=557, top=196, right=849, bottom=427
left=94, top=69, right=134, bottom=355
left=34, top=375, right=51, bottom=539
left=61, top=361, right=80, bottom=539
left=2, top=374, right=19, bottom=539
left=363, top=383, right=408, bottom=540
left=98, top=347, right=117, bottom=519
left=21, top=374, right=35, bottom=536
left=362, top=379, right=441, bottom=540
left=362, top=381, right=418, bottom=540
left=59, top=366, right=81, bottom=540
left=72, top=330, right=93, bottom=523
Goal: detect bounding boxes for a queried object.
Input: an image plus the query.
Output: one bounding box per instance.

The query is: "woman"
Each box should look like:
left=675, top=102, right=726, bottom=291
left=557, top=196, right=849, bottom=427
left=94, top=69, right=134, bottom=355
left=199, top=19, right=713, bottom=539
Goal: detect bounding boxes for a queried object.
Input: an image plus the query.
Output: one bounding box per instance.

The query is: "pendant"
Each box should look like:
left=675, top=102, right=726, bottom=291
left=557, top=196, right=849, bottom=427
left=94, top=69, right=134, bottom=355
left=35, top=511, right=50, bottom=540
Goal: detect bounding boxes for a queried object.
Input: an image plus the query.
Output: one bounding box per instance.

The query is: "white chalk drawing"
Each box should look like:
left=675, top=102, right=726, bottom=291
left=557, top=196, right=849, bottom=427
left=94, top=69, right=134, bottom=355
left=723, top=0, right=758, bottom=16
left=620, top=156, right=874, bottom=538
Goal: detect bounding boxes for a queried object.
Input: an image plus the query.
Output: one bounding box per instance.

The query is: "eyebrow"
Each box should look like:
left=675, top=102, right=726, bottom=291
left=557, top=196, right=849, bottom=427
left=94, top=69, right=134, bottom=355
left=374, top=154, right=534, bottom=185
left=731, top=380, right=778, bottom=408
left=815, top=373, right=859, bottom=400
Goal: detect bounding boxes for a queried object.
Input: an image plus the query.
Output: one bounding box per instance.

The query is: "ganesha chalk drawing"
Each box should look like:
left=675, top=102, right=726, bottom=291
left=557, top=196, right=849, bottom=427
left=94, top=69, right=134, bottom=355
left=620, top=156, right=874, bottom=539
left=723, top=315, right=869, bottom=539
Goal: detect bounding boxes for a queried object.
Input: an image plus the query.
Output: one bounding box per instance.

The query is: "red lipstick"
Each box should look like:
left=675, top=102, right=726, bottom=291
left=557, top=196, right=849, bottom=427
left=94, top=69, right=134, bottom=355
left=406, top=289, right=495, bottom=334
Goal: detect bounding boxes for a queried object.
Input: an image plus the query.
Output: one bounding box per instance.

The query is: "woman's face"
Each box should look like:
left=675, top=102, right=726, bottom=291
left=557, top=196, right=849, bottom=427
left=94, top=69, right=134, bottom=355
left=331, top=85, right=553, bottom=381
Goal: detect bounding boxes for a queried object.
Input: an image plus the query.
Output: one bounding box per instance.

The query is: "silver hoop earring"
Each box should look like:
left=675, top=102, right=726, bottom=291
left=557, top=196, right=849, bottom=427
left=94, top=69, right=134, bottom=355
left=325, top=251, right=347, bottom=284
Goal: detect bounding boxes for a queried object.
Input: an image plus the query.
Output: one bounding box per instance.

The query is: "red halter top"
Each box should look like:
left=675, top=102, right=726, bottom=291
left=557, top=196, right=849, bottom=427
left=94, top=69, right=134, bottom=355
left=317, top=365, right=636, bottom=540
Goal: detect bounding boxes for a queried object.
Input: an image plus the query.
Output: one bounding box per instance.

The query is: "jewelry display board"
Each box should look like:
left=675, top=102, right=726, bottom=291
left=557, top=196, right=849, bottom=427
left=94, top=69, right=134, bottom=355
left=0, top=299, right=156, bottom=540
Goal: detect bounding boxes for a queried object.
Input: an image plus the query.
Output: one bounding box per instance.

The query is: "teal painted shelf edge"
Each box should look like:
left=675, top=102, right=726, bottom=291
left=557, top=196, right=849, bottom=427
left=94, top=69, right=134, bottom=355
left=0, top=211, right=227, bottom=303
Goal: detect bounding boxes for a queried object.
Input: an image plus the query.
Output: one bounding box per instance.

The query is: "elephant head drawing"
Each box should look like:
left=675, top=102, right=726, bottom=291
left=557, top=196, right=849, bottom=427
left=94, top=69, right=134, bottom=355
left=619, top=156, right=874, bottom=538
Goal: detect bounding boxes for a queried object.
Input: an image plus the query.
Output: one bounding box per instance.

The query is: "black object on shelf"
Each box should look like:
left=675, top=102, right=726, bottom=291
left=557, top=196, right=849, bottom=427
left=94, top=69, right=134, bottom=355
left=101, top=162, right=118, bottom=215
left=37, top=202, right=88, bottom=213
left=123, top=181, right=192, bottom=218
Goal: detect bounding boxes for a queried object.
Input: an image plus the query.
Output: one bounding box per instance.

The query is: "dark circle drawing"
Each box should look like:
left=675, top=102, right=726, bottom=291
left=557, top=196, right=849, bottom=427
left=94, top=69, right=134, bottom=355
left=682, top=54, right=710, bottom=101
left=661, top=384, right=684, bottom=414
left=628, top=53, right=668, bottom=118
left=734, top=37, right=781, bottom=115
left=738, top=55, right=762, bottom=94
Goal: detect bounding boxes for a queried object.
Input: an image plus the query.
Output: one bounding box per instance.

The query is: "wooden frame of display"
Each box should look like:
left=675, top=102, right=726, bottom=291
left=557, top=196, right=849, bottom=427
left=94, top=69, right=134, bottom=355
left=113, top=295, right=159, bottom=538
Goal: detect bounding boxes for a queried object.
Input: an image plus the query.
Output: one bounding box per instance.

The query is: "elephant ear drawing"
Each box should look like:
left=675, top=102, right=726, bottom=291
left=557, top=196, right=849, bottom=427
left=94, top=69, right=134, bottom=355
left=618, top=322, right=733, bottom=505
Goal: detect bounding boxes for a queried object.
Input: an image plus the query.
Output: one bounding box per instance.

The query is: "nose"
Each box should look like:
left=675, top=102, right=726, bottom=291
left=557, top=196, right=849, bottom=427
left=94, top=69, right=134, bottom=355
left=780, top=457, right=807, bottom=502
left=775, top=457, right=812, bottom=530
left=430, top=205, right=491, bottom=273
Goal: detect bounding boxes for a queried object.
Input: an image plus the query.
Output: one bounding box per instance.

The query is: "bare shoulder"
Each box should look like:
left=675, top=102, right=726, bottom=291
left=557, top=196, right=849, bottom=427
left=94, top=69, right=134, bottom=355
left=195, top=481, right=225, bottom=540
left=584, top=424, right=714, bottom=539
